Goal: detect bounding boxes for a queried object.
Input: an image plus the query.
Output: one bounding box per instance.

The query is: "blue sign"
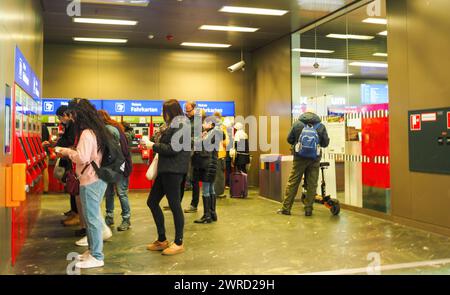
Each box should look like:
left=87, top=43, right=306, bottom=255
left=15, top=47, right=41, bottom=100
left=102, top=100, right=163, bottom=116
left=41, top=99, right=103, bottom=115
left=361, top=84, right=388, bottom=104
left=179, top=101, right=235, bottom=117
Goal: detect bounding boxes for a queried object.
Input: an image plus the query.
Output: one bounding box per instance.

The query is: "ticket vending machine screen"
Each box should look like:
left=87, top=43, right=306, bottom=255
left=18, top=138, right=30, bottom=161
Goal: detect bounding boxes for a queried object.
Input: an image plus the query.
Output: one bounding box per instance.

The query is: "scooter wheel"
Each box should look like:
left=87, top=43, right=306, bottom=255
left=330, top=203, right=340, bottom=216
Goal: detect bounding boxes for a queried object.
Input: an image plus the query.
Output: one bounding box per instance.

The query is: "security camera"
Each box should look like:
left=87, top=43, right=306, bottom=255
left=228, top=60, right=246, bottom=73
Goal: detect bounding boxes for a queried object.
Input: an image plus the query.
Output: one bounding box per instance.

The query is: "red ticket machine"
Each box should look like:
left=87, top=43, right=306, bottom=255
left=7, top=47, right=43, bottom=266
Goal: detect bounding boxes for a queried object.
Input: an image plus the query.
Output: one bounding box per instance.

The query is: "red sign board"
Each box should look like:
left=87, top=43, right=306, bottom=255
left=447, top=112, right=450, bottom=129
left=410, top=114, right=421, bottom=131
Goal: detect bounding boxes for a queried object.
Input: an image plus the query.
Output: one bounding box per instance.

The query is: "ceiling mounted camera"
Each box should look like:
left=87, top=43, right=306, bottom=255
left=228, top=60, right=246, bottom=73
left=228, top=50, right=246, bottom=73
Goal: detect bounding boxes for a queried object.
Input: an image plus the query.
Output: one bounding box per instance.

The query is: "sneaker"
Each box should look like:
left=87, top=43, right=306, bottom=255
left=63, top=214, right=80, bottom=226
left=75, top=255, right=104, bottom=269
left=103, top=227, right=113, bottom=240
left=184, top=206, right=197, bottom=213
left=105, top=216, right=114, bottom=226
left=74, top=228, right=87, bottom=237
left=162, top=243, right=185, bottom=256
left=117, top=219, right=131, bottom=232
left=147, top=240, right=169, bottom=251
left=77, top=250, right=90, bottom=261
left=75, top=236, right=88, bottom=247
left=277, top=209, right=291, bottom=216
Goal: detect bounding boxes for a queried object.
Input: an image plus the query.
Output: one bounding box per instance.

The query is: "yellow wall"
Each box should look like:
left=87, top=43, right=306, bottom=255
left=248, top=36, right=293, bottom=185
left=0, top=0, right=43, bottom=273
left=388, top=0, right=450, bottom=235
left=44, top=44, right=248, bottom=115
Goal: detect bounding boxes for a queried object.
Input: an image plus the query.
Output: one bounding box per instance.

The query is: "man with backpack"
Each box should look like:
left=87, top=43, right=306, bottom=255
left=277, top=111, right=330, bottom=217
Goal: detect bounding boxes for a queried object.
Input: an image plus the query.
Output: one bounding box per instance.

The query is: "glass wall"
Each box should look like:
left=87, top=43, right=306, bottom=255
left=291, top=0, right=390, bottom=213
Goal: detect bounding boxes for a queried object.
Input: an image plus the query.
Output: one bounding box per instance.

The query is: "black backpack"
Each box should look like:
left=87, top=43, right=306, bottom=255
left=91, top=137, right=126, bottom=184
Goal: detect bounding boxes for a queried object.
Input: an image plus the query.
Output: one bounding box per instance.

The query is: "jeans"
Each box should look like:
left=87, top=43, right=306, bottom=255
left=80, top=180, right=107, bottom=261
left=147, top=173, right=185, bottom=246
left=202, top=182, right=215, bottom=198
left=105, top=176, right=131, bottom=220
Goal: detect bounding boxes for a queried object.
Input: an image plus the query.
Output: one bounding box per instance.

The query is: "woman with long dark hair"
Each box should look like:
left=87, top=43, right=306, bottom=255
left=57, top=98, right=112, bottom=269
left=145, top=99, right=190, bottom=256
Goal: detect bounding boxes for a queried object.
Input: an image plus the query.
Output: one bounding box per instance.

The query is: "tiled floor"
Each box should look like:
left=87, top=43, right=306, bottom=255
left=13, top=189, right=450, bottom=275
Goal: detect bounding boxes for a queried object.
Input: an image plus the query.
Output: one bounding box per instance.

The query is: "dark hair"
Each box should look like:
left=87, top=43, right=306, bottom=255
left=162, top=99, right=184, bottom=124
left=67, top=98, right=111, bottom=153
left=56, top=105, right=68, bottom=117
left=122, top=121, right=133, bottom=132
left=98, top=110, right=125, bottom=133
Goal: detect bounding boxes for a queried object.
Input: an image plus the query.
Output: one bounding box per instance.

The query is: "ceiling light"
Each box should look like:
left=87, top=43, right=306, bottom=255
left=373, top=53, right=388, bottom=57
left=73, top=37, right=128, bottom=43
left=349, top=62, right=388, bottom=68
left=81, top=0, right=150, bottom=6
left=311, top=72, right=353, bottom=77
left=181, top=42, right=231, bottom=48
left=378, top=30, right=388, bottom=36
left=73, top=18, right=138, bottom=26
left=293, top=48, right=335, bottom=54
left=362, top=18, right=388, bottom=25
left=219, top=6, right=288, bottom=16
left=200, top=25, right=259, bottom=32
left=327, top=34, right=374, bottom=40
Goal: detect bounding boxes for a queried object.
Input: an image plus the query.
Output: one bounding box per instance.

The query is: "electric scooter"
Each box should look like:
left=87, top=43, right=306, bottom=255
left=301, top=162, right=341, bottom=216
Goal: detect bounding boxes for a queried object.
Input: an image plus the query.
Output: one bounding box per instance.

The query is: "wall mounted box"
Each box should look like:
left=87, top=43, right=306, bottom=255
left=408, top=107, right=450, bottom=174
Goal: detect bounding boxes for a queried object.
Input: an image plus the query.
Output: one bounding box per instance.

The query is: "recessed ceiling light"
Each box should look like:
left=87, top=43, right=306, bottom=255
left=362, top=18, right=388, bottom=25
left=181, top=42, right=231, bottom=48
left=378, top=30, right=388, bottom=36
left=293, top=48, right=335, bottom=54
left=327, top=34, right=374, bottom=40
left=219, top=6, right=288, bottom=16
left=73, top=37, right=128, bottom=43
left=349, top=62, right=388, bottom=68
left=81, top=0, right=150, bottom=7
left=373, top=53, right=388, bottom=57
left=148, top=34, right=155, bottom=39
left=311, top=72, right=353, bottom=77
left=199, top=25, right=259, bottom=32
left=73, top=18, right=138, bottom=26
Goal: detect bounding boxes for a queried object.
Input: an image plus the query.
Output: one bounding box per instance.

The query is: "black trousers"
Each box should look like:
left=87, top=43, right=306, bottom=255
left=147, top=173, right=185, bottom=245
left=70, top=194, right=78, bottom=213
left=190, top=180, right=200, bottom=208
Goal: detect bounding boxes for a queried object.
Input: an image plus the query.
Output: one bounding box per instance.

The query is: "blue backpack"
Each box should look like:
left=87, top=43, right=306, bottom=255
left=296, top=123, right=321, bottom=159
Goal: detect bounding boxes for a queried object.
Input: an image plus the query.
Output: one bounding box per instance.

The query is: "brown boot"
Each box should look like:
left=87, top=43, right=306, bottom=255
left=162, top=243, right=185, bottom=256
left=147, top=240, right=169, bottom=251
left=63, top=214, right=80, bottom=226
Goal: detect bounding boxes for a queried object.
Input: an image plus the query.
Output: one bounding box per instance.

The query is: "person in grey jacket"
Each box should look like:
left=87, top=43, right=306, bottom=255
left=145, top=99, right=191, bottom=256
left=278, top=111, right=330, bottom=217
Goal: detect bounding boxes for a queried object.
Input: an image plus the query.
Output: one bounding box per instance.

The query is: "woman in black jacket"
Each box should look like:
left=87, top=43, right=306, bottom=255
left=145, top=99, right=190, bottom=256
left=192, top=114, right=222, bottom=224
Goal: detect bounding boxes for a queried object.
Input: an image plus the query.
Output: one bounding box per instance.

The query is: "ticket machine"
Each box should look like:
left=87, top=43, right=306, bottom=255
left=5, top=47, right=43, bottom=266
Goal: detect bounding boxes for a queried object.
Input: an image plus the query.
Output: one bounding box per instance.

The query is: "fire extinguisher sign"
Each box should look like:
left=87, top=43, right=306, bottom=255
left=410, top=114, right=421, bottom=131
left=447, top=112, right=450, bottom=129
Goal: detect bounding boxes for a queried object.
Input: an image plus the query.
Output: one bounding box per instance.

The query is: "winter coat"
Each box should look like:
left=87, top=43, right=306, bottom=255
left=287, top=112, right=330, bottom=160
left=192, top=126, right=222, bottom=183
left=153, top=118, right=191, bottom=175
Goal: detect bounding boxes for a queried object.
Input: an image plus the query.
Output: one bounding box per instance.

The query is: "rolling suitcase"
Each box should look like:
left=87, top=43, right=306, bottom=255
left=230, top=172, right=248, bottom=198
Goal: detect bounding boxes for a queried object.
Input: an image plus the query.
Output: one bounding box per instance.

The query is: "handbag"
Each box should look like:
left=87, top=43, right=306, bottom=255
left=53, top=158, right=66, bottom=182
left=65, top=164, right=90, bottom=196
left=146, top=154, right=159, bottom=181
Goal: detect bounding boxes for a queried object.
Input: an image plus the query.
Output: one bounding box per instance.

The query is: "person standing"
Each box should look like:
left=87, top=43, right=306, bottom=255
left=145, top=99, right=190, bottom=256
left=57, top=99, right=112, bottom=269
left=183, top=101, right=201, bottom=213
left=213, top=112, right=229, bottom=198
left=193, top=113, right=222, bottom=224
left=277, top=111, right=330, bottom=217
left=98, top=110, right=133, bottom=231
left=232, top=122, right=250, bottom=173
